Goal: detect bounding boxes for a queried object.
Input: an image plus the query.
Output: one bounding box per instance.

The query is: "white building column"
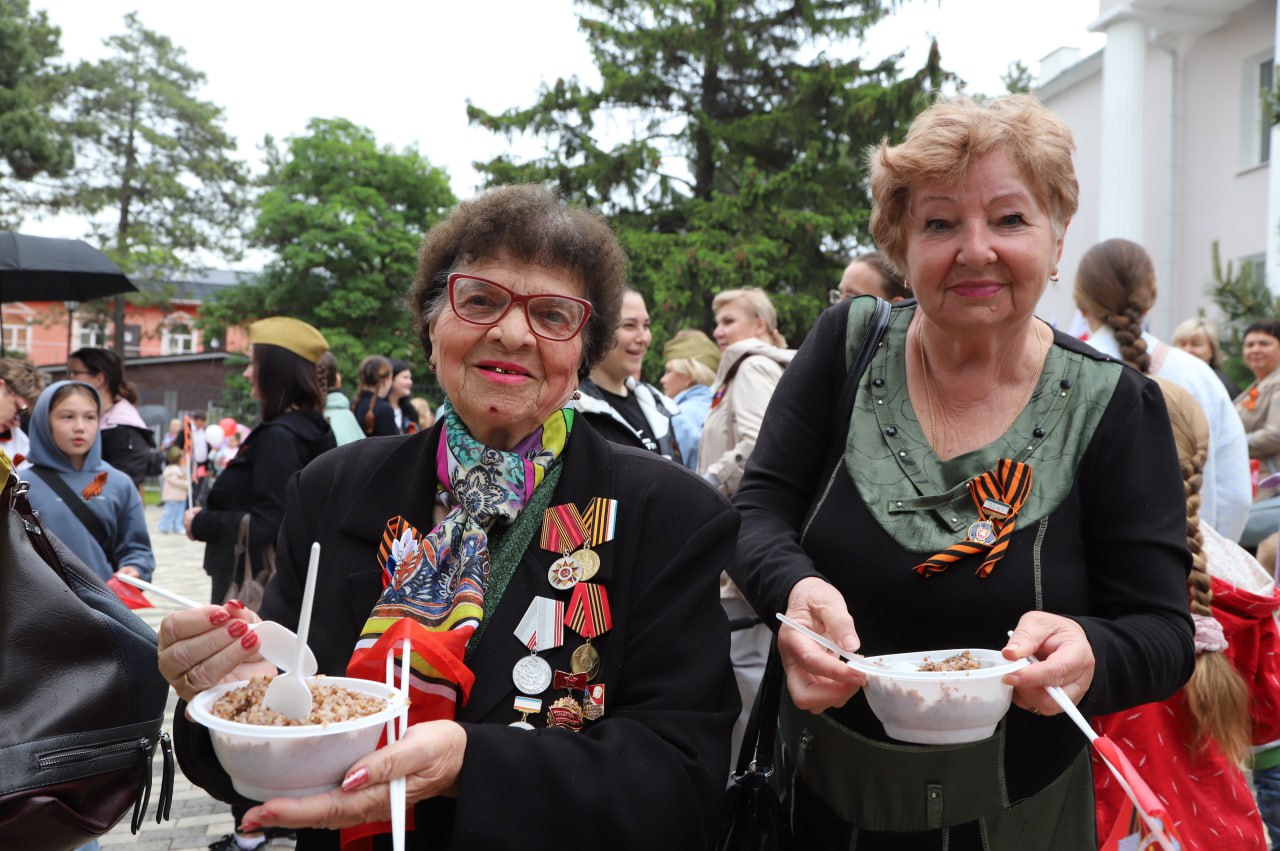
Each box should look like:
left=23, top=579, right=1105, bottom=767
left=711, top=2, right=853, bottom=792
left=1097, top=14, right=1147, bottom=242
left=1268, top=0, right=1280, bottom=292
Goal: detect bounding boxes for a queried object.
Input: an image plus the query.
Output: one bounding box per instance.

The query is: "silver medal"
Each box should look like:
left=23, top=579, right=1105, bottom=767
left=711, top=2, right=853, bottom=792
left=512, top=653, right=553, bottom=694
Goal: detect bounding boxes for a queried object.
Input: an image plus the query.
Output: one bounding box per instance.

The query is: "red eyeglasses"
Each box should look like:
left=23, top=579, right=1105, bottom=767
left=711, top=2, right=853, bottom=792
left=448, top=274, right=592, bottom=341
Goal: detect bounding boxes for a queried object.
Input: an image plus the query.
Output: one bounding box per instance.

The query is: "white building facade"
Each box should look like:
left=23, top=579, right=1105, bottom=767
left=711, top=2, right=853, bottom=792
left=1034, top=0, right=1274, bottom=337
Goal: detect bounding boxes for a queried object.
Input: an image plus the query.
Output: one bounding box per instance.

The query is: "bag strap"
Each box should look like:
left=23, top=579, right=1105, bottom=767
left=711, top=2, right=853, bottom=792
left=734, top=296, right=894, bottom=777
left=835, top=296, right=892, bottom=455
left=26, top=465, right=114, bottom=564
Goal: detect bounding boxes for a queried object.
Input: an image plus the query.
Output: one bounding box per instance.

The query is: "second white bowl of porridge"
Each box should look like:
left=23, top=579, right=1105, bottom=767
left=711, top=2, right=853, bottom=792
left=854, top=648, right=1029, bottom=745
left=188, top=675, right=405, bottom=801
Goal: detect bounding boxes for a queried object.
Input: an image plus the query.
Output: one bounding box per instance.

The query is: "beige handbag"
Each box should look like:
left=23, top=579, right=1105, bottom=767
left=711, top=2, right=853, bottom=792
left=225, top=513, right=277, bottom=611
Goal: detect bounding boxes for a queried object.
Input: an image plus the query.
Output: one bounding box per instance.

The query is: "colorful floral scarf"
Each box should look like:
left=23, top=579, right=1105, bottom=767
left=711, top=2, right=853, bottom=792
left=346, top=402, right=572, bottom=718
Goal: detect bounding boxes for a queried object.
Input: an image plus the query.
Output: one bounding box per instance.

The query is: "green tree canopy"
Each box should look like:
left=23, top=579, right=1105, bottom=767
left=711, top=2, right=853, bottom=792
left=0, top=0, right=75, bottom=226
left=468, top=0, right=949, bottom=358
left=200, top=117, right=457, bottom=375
left=55, top=12, right=251, bottom=351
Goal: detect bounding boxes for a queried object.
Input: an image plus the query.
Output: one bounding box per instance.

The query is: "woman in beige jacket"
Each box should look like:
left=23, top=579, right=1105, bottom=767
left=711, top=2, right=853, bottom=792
left=1237, top=319, right=1280, bottom=498
left=697, top=286, right=793, bottom=765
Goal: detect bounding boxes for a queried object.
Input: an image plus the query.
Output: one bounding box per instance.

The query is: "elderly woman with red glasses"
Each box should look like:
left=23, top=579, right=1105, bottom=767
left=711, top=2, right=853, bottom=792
left=159, top=184, right=738, bottom=851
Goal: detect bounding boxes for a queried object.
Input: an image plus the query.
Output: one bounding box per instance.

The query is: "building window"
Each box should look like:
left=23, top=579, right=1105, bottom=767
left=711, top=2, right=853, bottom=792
left=1, top=323, right=30, bottom=355
left=1243, top=50, right=1275, bottom=169
left=77, top=320, right=108, bottom=349
left=163, top=320, right=195, bottom=355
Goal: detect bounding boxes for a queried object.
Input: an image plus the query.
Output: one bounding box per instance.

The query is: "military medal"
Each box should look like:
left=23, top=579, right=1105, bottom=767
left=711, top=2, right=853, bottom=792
left=541, top=499, right=618, bottom=589
left=964, top=520, right=996, bottom=546
left=511, top=696, right=542, bottom=730
left=512, top=596, right=563, bottom=695
left=565, top=582, right=612, bottom=681
left=547, top=555, right=583, bottom=590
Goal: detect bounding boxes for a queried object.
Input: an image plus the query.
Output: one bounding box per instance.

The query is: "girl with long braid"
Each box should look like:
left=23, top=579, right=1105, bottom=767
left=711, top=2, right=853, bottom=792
left=1073, top=238, right=1250, bottom=540
left=1092, top=378, right=1280, bottom=848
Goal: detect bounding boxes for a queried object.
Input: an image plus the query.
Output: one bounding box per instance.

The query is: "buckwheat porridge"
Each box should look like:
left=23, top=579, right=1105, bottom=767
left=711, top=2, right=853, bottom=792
left=211, top=675, right=386, bottom=726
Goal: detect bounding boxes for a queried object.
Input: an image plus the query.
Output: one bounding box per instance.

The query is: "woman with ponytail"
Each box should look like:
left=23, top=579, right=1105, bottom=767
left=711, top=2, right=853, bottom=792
left=1073, top=238, right=1250, bottom=540
left=351, top=355, right=397, bottom=437
left=1092, top=377, right=1279, bottom=849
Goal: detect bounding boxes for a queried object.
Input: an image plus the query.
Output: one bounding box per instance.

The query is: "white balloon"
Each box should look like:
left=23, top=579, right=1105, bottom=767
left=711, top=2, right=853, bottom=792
left=204, top=424, right=225, bottom=448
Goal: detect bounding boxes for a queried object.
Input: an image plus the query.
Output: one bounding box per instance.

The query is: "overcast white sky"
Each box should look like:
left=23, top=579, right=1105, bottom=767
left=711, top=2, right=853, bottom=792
left=25, top=0, right=1106, bottom=258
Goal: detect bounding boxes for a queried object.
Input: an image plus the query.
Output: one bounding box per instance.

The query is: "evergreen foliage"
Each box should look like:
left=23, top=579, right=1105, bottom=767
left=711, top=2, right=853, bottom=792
left=468, top=0, right=950, bottom=360
left=0, top=0, right=75, bottom=227
left=1209, top=239, right=1274, bottom=387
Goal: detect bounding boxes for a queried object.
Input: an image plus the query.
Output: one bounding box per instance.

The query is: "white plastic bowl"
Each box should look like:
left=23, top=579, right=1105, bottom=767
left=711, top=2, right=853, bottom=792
left=854, top=648, right=1029, bottom=745
left=189, top=675, right=404, bottom=801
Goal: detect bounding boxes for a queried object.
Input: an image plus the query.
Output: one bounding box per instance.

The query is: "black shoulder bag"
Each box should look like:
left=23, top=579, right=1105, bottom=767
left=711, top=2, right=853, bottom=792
left=0, top=459, right=173, bottom=849
left=715, top=296, right=892, bottom=851
left=26, top=465, right=116, bottom=568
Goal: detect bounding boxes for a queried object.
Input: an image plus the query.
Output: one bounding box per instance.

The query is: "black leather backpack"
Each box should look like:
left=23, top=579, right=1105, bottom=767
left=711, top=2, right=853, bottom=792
left=0, top=455, right=173, bottom=849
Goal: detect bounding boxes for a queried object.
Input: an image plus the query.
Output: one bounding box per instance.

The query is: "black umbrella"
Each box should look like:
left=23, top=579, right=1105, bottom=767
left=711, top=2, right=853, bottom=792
left=0, top=232, right=136, bottom=357
left=0, top=232, right=136, bottom=301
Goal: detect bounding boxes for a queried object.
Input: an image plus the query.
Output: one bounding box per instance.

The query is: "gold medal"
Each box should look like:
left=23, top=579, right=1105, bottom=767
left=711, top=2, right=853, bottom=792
left=571, top=642, right=601, bottom=680
left=572, top=547, right=601, bottom=581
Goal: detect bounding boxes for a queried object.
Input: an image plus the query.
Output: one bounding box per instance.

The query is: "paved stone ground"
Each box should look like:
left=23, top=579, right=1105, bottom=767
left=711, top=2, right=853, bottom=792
left=101, top=505, right=239, bottom=851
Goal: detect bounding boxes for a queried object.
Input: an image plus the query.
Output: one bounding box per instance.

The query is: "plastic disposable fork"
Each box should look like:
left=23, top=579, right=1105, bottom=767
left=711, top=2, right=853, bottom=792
left=775, top=613, right=915, bottom=674
left=1007, top=631, right=1177, bottom=851
left=115, top=573, right=202, bottom=609
left=390, top=638, right=410, bottom=851
left=115, top=573, right=318, bottom=675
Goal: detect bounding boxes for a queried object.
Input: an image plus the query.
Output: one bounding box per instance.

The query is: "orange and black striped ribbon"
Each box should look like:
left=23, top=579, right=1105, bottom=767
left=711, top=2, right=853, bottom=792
left=912, top=459, right=1033, bottom=580
left=565, top=582, right=612, bottom=639
left=378, top=515, right=414, bottom=587
left=579, top=498, right=618, bottom=546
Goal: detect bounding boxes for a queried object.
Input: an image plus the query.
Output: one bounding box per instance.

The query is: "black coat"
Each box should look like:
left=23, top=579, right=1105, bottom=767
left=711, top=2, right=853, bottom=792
left=176, top=418, right=739, bottom=850
left=191, top=411, right=335, bottom=603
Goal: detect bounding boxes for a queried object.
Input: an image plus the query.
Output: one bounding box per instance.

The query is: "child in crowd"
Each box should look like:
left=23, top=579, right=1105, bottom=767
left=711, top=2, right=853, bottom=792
left=19, top=380, right=155, bottom=582
left=1092, top=378, right=1278, bottom=848
left=159, top=445, right=188, bottom=534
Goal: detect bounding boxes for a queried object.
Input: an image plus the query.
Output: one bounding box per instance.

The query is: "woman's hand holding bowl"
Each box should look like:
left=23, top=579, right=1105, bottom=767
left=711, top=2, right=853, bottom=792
left=780, top=577, right=866, bottom=712
left=1001, top=611, right=1096, bottom=715
left=158, top=602, right=275, bottom=703
left=239, top=720, right=467, bottom=832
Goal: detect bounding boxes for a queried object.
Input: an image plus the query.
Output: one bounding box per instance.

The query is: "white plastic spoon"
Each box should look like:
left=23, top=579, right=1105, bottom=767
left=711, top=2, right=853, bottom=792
left=116, top=573, right=318, bottom=676
left=263, top=542, right=321, bottom=719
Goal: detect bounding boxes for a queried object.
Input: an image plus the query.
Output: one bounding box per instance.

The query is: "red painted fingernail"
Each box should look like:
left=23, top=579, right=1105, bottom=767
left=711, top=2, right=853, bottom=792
left=226, top=599, right=245, bottom=610
left=241, top=631, right=259, bottom=650
left=342, top=767, right=369, bottom=791
left=227, top=620, right=248, bottom=638
left=209, top=609, right=230, bottom=626
left=238, top=821, right=260, bottom=832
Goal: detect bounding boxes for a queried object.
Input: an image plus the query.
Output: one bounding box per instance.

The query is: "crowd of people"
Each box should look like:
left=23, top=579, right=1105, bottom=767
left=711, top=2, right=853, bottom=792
left=6, top=93, right=1280, bottom=851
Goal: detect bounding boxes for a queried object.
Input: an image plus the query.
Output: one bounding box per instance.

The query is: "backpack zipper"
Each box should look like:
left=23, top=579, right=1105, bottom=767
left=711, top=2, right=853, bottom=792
left=38, top=736, right=151, bottom=769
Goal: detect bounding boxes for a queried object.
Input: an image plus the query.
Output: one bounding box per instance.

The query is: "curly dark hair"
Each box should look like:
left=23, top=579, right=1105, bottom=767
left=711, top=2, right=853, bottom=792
left=407, top=184, right=626, bottom=379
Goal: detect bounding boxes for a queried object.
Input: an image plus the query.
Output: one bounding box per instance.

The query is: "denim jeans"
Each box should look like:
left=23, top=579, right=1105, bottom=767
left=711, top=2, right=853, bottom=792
left=1255, top=762, right=1280, bottom=848
left=159, top=499, right=185, bottom=533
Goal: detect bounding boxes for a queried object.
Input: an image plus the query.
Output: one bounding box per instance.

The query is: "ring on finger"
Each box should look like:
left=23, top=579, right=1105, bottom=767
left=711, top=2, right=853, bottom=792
left=180, top=672, right=197, bottom=695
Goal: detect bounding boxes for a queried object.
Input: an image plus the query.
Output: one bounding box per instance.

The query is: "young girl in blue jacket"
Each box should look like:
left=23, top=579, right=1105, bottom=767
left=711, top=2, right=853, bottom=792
left=20, top=380, right=155, bottom=582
